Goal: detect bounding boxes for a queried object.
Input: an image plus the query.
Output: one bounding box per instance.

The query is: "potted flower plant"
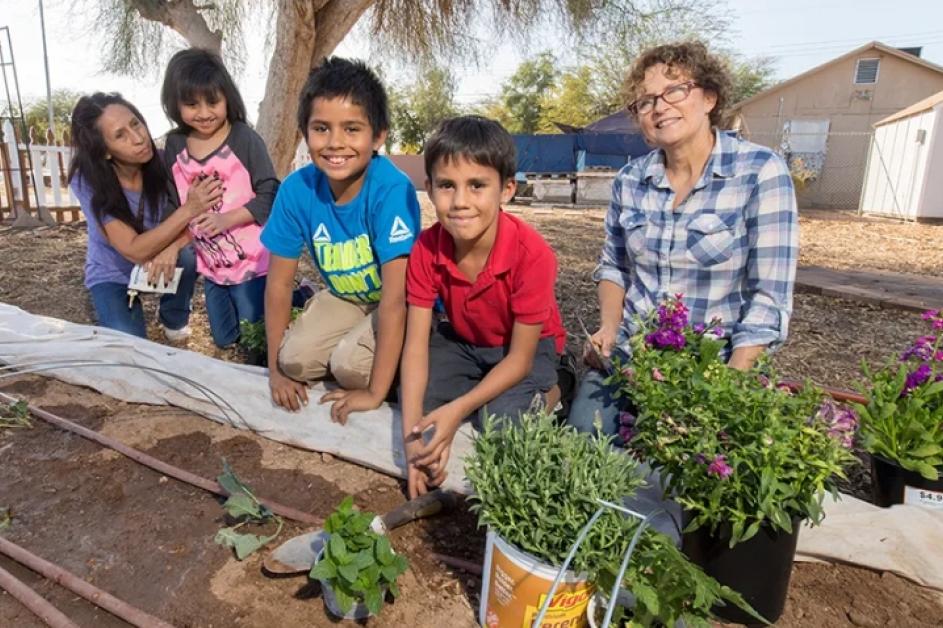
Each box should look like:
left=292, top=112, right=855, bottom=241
left=853, top=308, right=943, bottom=507
left=308, top=496, right=409, bottom=619
left=606, top=295, right=858, bottom=624
left=465, top=412, right=758, bottom=628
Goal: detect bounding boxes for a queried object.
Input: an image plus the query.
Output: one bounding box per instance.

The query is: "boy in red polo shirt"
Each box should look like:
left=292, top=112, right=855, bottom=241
left=400, top=115, right=567, bottom=497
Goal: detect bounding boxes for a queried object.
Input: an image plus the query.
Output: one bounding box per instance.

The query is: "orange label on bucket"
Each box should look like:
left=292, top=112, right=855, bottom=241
left=481, top=533, right=593, bottom=628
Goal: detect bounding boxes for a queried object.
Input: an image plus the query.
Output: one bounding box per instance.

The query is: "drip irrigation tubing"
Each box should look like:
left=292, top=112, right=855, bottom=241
left=0, top=391, right=322, bottom=525
left=0, top=563, right=79, bottom=628
left=0, top=359, right=246, bottom=428
left=0, top=536, right=174, bottom=628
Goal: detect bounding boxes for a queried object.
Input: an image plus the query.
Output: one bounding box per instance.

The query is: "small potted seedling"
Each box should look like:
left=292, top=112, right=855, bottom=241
left=309, top=496, right=408, bottom=619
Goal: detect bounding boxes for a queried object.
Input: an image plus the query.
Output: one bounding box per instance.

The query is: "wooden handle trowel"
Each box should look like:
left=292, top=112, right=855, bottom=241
left=262, top=489, right=459, bottom=575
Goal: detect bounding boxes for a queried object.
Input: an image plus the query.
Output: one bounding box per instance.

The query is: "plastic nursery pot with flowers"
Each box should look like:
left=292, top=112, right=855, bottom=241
left=853, top=308, right=943, bottom=509
left=464, top=412, right=759, bottom=628
left=308, top=496, right=408, bottom=620
left=606, top=295, right=858, bottom=625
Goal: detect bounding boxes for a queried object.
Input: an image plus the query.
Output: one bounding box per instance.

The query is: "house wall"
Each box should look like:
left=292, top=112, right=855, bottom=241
left=860, top=109, right=936, bottom=220
left=735, top=50, right=943, bottom=208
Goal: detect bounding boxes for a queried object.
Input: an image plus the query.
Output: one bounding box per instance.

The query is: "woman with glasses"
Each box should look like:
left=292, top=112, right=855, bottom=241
left=567, top=42, right=797, bottom=471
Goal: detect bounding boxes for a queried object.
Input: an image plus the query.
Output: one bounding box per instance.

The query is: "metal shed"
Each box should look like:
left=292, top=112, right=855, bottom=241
left=860, top=90, right=943, bottom=221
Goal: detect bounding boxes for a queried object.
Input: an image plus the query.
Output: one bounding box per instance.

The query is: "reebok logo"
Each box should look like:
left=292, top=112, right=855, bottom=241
left=388, top=216, right=413, bottom=244
left=312, top=223, right=331, bottom=243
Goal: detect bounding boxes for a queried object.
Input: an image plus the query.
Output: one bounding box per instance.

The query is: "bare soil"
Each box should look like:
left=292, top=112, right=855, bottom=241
left=1, top=208, right=942, bottom=626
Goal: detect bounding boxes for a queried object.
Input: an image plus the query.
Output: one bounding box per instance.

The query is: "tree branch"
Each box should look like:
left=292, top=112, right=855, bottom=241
left=311, top=0, right=374, bottom=64
left=123, top=0, right=223, bottom=53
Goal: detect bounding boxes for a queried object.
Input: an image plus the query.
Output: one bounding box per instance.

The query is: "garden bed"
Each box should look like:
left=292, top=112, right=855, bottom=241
left=1, top=211, right=941, bottom=625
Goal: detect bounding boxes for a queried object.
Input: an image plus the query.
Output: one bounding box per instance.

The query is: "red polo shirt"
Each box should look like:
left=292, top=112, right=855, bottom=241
left=406, top=211, right=566, bottom=353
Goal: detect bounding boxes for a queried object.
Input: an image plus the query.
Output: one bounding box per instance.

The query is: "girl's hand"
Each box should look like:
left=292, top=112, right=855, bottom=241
left=184, top=176, right=224, bottom=218
left=191, top=211, right=231, bottom=237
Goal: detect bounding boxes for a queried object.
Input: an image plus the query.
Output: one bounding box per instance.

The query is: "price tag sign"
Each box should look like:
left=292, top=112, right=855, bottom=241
left=903, top=486, right=943, bottom=511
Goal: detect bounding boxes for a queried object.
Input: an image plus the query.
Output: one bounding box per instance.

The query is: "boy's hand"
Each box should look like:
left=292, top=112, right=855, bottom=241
left=409, top=401, right=465, bottom=474
left=270, top=368, right=308, bottom=412
left=319, top=388, right=383, bottom=425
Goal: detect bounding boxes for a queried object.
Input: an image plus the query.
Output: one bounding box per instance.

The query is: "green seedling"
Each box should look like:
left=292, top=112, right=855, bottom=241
left=238, top=307, right=302, bottom=354
left=213, top=459, right=283, bottom=560
left=0, top=400, right=31, bottom=429
left=309, top=496, right=408, bottom=616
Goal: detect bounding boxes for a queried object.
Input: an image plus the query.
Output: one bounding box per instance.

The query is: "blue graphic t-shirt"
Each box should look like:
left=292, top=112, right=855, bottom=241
left=261, top=155, right=421, bottom=304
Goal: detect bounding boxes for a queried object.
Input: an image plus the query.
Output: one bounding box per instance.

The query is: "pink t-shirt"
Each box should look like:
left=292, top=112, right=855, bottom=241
left=164, top=122, right=279, bottom=285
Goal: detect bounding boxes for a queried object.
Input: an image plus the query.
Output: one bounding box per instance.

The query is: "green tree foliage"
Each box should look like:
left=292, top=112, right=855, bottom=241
left=727, top=55, right=777, bottom=105
left=389, top=64, right=458, bottom=153
left=537, top=65, right=613, bottom=132
left=1, top=89, right=81, bottom=144
left=493, top=51, right=558, bottom=134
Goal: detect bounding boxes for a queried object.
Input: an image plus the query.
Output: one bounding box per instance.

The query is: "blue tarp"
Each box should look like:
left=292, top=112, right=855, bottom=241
left=513, top=111, right=650, bottom=173
left=513, top=134, right=577, bottom=173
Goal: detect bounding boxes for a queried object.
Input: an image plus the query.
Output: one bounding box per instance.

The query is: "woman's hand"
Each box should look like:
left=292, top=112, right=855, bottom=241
left=183, top=176, right=224, bottom=218
left=144, top=244, right=179, bottom=287
left=584, top=324, right=618, bottom=370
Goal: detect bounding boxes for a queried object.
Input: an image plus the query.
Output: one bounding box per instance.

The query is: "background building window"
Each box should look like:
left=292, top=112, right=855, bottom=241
left=855, top=58, right=880, bottom=84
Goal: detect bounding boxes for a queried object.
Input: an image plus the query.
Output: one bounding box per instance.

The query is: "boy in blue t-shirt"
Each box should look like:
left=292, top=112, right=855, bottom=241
left=260, top=57, right=421, bottom=420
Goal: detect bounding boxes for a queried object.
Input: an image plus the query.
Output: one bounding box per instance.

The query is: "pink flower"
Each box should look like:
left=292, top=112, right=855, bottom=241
left=652, top=368, right=666, bottom=382
left=706, top=455, right=734, bottom=479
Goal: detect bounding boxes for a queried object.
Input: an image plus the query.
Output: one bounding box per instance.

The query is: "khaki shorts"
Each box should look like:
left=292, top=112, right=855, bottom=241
left=277, top=289, right=377, bottom=390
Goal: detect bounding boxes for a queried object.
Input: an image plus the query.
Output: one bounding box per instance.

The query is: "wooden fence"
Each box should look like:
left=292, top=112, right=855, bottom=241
left=0, top=119, right=81, bottom=227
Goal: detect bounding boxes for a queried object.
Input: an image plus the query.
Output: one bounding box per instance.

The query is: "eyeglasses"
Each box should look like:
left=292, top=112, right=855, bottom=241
left=629, top=81, right=700, bottom=115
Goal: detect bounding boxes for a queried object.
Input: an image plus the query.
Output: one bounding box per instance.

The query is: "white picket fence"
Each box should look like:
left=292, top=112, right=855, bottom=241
left=1, top=119, right=80, bottom=225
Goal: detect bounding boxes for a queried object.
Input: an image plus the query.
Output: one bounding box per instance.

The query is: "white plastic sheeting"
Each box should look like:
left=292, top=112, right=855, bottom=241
left=0, top=302, right=473, bottom=493
left=2, top=302, right=942, bottom=592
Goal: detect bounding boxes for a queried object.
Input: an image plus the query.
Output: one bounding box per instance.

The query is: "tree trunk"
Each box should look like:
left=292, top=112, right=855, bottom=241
left=256, top=0, right=374, bottom=177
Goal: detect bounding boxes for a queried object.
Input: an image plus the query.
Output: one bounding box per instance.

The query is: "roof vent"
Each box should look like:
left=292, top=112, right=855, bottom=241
left=854, top=58, right=880, bottom=84
left=898, top=46, right=923, bottom=58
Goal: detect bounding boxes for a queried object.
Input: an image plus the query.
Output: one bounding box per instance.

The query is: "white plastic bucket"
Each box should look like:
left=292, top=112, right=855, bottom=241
left=479, top=530, right=593, bottom=628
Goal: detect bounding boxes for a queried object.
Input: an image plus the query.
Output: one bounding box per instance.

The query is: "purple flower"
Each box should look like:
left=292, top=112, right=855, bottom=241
left=652, top=368, right=666, bottom=382
left=921, top=309, right=940, bottom=321
left=645, top=327, right=687, bottom=350
left=900, top=336, right=936, bottom=362
left=815, top=401, right=859, bottom=449
left=757, top=374, right=771, bottom=388
left=695, top=453, right=707, bottom=464
left=718, top=430, right=730, bottom=442
left=902, top=363, right=933, bottom=396
left=693, top=323, right=706, bottom=334
left=706, top=455, right=734, bottom=479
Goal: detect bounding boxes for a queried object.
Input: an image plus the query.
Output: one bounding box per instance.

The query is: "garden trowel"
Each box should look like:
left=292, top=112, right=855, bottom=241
left=263, top=489, right=458, bottom=575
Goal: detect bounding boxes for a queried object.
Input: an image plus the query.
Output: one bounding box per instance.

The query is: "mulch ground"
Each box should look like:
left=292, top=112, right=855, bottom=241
left=0, top=205, right=941, bottom=626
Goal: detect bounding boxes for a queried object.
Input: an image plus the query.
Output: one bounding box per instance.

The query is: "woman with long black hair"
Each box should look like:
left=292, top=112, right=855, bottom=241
left=68, top=92, right=222, bottom=338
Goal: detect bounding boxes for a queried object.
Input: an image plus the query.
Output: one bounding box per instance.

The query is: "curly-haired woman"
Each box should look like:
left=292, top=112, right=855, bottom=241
left=568, top=41, right=798, bottom=440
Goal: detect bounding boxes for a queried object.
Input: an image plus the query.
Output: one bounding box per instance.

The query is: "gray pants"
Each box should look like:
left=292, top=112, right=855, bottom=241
left=423, top=322, right=558, bottom=430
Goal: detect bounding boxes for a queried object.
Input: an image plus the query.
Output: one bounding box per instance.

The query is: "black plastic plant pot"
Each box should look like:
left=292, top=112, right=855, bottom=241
left=681, top=518, right=800, bottom=626
left=245, top=348, right=267, bottom=367
left=871, top=455, right=943, bottom=508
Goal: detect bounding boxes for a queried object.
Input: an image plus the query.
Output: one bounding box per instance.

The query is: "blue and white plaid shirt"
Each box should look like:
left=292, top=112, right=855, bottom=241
left=595, top=129, right=798, bottom=356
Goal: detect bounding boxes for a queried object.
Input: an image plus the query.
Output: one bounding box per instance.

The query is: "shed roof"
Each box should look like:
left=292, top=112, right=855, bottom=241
left=876, top=89, right=943, bottom=126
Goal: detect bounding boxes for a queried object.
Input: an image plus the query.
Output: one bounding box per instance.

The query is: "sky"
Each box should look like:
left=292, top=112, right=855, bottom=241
left=3, top=0, right=943, bottom=137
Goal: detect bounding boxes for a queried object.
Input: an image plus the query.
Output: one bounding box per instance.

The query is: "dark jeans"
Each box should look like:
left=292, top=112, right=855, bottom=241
left=423, top=322, right=558, bottom=430
left=566, top=357, right=682, bottom=545
left=89, top=245, right=197, bottom=338
left=204, top=275, right=267, bottom=348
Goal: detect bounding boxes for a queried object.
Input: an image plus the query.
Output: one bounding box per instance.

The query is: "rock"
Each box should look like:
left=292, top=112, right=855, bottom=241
left=847, top=608, right=881, bottom=627
left=321, top=452, right=333, bottom=463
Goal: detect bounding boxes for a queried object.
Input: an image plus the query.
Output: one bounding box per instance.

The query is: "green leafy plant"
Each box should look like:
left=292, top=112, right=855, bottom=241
left=0, top=400, right=31, bottom=429
left=213, top=459, right=283, bottom=559
left=854, top=309, right=943, bottom=480
left=608, top=296, right=857, bottom=546
left=0, top=507, right=11, bottom=530
left=465, top=412, right=760, bottom=626
left=309, top=496, right=408, bottom=616
left=238, top=307, right=303, bottom=354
